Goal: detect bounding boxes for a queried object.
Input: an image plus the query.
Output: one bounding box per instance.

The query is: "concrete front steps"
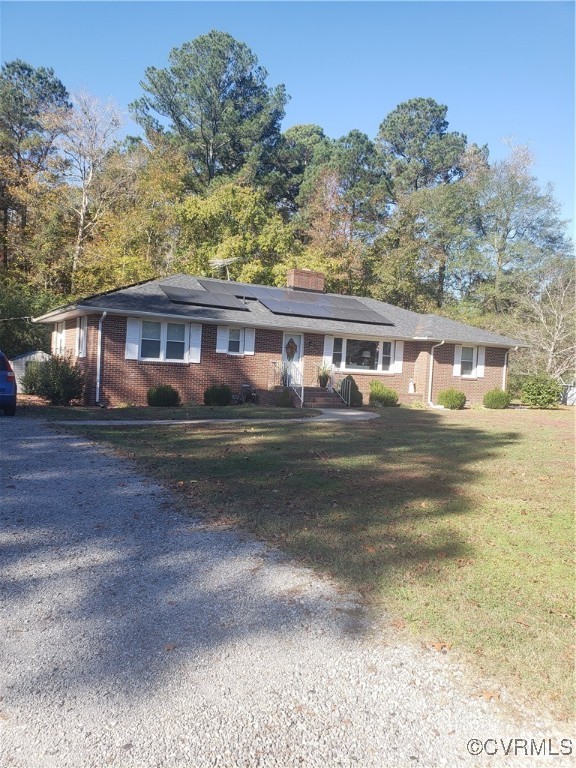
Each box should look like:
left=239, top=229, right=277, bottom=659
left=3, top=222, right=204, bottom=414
left=302, top=386, right=348, bottom=408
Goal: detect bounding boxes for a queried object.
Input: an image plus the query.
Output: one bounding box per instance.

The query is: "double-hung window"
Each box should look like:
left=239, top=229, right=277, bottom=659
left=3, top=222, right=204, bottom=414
left=216, top=326, right=255, bottom=356
left=227, top=328, right=242, bottom=354
left=460, top=346, right=475, bottom=377
left=166, top=323, right=186, bottom=360
left=453, top=345, right=485, bottom=378
left=141, top=321, right=162, bottom=359
left=76, top=317, right=87, bottom=358
left=54, top=322, right=66, bottom=355
left=125, top=318, right=202, bottom=364
left=140, top=321, right=186, bottom=361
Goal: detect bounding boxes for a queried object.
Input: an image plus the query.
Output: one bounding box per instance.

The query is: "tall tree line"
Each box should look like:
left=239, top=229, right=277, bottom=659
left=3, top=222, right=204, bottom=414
left=0, top=31, right=573, bottom=381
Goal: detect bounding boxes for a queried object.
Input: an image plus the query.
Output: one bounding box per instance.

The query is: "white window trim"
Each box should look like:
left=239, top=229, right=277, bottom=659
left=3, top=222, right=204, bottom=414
left=125, top=318, right=202, bottom=364
left=327, top=336, right=402, bottom=375
left=139, top=320, right=189, bottom=363
left=216, top=326, right=255, bottom=356
left=76, top=316, right=87, bottom=358
left=453, top=345, right=485, bottom=379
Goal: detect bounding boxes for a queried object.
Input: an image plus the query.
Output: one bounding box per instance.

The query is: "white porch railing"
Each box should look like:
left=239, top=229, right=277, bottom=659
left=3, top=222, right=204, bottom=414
left=271, top=360, right=304, bottom=406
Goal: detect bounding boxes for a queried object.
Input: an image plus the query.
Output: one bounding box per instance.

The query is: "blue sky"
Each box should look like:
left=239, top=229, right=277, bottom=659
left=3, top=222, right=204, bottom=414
left=1, top=1, right=574, bottom=232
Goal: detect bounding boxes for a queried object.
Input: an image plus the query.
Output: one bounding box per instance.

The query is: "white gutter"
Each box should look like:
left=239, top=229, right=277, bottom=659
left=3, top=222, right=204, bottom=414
left=503, top=346, right=518, bottom=390
left=427, top=340, right=445, bottom=407
left=95, top=312, right=107, bottom=405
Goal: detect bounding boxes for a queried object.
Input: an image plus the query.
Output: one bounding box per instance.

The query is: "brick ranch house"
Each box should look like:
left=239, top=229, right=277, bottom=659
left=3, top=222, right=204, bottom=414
left=34, top=269, right=525, bottom=408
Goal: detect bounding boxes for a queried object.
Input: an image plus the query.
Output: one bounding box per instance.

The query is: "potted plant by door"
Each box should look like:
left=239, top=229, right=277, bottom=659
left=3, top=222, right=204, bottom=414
left=317, top=362, right=331, bottom=388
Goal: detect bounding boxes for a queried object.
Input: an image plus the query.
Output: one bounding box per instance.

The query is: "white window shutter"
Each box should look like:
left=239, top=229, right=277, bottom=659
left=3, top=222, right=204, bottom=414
left=453, top=345, right=462, bottom=377
left=393, top=340, right=404, bottom=373
left=216, top=326, right=228, bottom=354
left=244, top=328, right=255, bottom=355
left=188, top=323, right=202, bottom=364
left=476, top=346, right=485, bottom=378
left=75, top=318, right=81, bottom=357
left=323, top=336, right=334, bottom=366
left=125, top=318, right=140, bottom=360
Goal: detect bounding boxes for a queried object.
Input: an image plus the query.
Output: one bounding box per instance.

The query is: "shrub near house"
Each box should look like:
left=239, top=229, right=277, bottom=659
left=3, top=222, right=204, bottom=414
left=521, top=375, right=563, bottom=408
left=437, top=388, right=466, bottom=410
left=483, top=388, right=511, bottom=409
left=22, top=355, right=84, bottom=406
left=369, top=380, right=398, bottom=407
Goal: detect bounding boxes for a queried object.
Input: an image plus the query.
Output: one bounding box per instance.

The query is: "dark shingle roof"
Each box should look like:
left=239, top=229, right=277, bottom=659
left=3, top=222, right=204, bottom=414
left=35, top=274, right=527, bottom=347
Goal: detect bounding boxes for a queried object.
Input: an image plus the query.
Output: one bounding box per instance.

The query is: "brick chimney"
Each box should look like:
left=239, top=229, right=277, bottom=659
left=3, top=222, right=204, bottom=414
left=286, top=268, right=325, bottom=293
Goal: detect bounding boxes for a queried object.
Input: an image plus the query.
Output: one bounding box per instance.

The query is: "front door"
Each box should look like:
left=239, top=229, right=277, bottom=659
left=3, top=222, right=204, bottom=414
left=282, top=333, right=303, bottom=383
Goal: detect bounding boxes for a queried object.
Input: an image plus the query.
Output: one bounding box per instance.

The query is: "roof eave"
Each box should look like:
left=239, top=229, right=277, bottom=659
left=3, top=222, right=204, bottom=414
left=33, top=303, right=528, bottom=348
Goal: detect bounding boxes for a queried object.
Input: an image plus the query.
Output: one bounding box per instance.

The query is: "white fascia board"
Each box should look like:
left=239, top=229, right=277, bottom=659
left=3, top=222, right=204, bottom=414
left=33, top=306, right=81, bottom=323
left=415, top=335, right=526, bottom=349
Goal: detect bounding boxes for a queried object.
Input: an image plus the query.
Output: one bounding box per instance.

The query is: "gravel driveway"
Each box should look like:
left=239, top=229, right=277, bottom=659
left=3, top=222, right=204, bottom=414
left=0, top=418, right=571, bottom=768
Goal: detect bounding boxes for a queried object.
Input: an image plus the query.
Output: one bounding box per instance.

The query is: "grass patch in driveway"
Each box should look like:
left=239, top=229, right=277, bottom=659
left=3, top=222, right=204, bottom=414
left=74, top=406, right=574, bottom=720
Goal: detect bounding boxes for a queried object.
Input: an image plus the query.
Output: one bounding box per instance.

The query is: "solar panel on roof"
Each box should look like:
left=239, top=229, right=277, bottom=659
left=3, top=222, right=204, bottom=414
left=160, top=285, right=249, bottom=310
left=258, top=296, right=393, bottom=325
left=197, top=280, right=258, bottom=299
left=193, top=279, right=394, bottom=324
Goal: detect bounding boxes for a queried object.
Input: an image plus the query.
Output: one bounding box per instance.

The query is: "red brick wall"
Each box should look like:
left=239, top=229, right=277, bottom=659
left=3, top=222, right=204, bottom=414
left=53, top=316, right=509, bottom=408
left=430, top=343, right=507, bottom=406
left=93, top=317, right=288, bottom=406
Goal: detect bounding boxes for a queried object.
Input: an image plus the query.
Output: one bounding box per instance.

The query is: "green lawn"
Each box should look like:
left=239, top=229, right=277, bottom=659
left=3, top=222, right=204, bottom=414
left=72, top=406, right=574, bottom=720
left=17, top=401, right=319, bottom=421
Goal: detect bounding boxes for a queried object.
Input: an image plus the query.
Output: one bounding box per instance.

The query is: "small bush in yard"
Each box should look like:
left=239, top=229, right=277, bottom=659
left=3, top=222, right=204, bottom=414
left=147, top=384, right=181, bottom=407
left=343, top=375, right=363, bottom=407
left=369, top=380, right=398, bottom=407
left=21, top=360, right=43, bottom=395
left=275, top=388, right=294, bottom=408
left=483, top=388, right=511, bottom=409
left=437, top=388, right=466, bottom=410
left=23, top=355, right=84, bottom=405
left=204, top=383, right=233, bottom=406
left=521, top=374, right=563, bottom=408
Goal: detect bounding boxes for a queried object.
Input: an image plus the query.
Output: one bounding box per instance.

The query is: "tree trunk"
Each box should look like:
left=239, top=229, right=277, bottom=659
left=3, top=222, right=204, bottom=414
left=71, top=189, right=89, bottom=293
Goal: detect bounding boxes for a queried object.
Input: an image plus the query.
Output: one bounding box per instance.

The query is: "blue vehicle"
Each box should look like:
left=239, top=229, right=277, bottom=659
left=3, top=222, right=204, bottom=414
left=0, top=351, right=17, bottom=416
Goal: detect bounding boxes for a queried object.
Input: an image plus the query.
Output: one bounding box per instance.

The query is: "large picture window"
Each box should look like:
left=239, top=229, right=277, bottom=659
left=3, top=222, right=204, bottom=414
left=331, top=337, right=397, bottom=373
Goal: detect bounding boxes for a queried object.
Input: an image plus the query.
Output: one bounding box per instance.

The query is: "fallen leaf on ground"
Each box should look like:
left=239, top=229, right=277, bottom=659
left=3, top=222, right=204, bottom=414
left=430, top=641, right=452, bottom=653
left=391, top=618, right=406, bottom=629
left=481, top=690, right=500, bottom=701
